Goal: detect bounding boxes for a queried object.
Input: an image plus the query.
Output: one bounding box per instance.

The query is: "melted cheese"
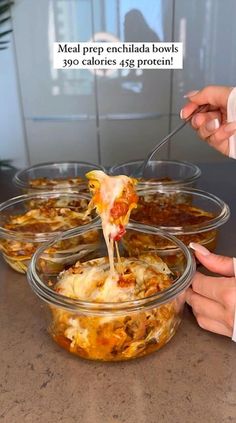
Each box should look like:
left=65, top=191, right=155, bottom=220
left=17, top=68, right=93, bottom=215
left=86, top=170, right=138, bottom=276
left=4, top=205, right=89, bottom=233
left=55, top=255, right=172, bottom=303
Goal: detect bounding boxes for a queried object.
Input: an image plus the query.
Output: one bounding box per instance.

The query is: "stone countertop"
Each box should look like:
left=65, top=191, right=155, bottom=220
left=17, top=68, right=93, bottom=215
left=0, top=163, right=236, bottom=423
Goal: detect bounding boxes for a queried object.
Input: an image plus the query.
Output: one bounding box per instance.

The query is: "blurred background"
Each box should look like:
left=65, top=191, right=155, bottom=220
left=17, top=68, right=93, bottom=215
left=1, top=0, right=236, bottom=169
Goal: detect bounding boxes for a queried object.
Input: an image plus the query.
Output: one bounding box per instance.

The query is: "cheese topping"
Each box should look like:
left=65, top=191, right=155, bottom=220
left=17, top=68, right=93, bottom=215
left=55, top=255, right=173, bottom=303
left=86, top=170, right=138, bottom=275
left=3, top=198, right=90, bottom=234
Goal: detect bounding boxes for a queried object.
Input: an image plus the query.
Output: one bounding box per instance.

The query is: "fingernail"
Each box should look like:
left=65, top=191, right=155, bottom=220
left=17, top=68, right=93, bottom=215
left=205, top=118, right=220, bottom=132
left=180, top=109, right=184, bottom=119
left=189, top=242, right=210, bottom=256
left=183, top=90, right=199, bottom=98
left=224, top=122, right=236, bottom=133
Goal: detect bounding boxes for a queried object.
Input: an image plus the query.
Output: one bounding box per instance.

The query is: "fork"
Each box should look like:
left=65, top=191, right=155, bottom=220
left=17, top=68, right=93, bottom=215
left=132, top=104, right=209, bottom=178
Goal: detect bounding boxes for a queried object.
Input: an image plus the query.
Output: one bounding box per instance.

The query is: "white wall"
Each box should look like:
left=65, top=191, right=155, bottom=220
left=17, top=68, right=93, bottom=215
left=0, top=34, right=28, bottom=168
left=12, top=0, right=99, bottom=166
left=2, top=0, right=236, bottom=168
left=170, top=0, right=236, bottom=163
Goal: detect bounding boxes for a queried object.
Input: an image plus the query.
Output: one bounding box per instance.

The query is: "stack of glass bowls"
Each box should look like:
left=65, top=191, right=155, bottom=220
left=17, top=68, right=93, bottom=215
left=2, top=158, right=229, bottom=361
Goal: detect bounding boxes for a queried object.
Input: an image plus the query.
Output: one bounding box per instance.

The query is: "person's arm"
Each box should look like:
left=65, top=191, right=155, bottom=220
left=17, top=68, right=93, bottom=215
left=186, top=243, right=236, bottom=340
left=180, top=85, right=236, bottom=156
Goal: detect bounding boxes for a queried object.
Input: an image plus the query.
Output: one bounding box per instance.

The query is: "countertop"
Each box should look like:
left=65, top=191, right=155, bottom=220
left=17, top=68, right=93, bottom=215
left=0, top=163, right=236, bottom=423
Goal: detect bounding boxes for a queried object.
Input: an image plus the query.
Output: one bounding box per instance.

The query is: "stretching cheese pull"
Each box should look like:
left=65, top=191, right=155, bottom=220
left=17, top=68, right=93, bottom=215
left=86, top=170, right=138, bottom=274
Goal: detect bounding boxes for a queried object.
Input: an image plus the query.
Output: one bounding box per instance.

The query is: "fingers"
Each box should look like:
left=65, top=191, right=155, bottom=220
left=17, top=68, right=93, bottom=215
left=195, top=315, right=232, bottom=337
left=192, top=113, right=236, bottom=155
left=179, top=87, right=236, bottom=155
left=202, top=120, right=236, bottom=139
left=191, top=110, right=227, bottom=154
left=186, top=288, right=234, bottom=333
left=181, top=86, right=233, bottom=117
left=186, top=238, right=236, bottom=338
left=180, top=101, right=217, bottom=120
left=190, top=271, right=233, bottom=302
left=191, top=272, right=236, bottom=315
left=189, top=243, right=235, bottom=276
left=191, top=110, right=222, bottom=130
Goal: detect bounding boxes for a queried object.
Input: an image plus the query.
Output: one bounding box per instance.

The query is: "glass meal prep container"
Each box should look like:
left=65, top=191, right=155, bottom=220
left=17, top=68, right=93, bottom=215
left=109, top=159, right=201, bottom=188
left=13, top=161, right=105, bottom=194
left=27, top=223, right=195, bottom=362
left=0, top=191, right=99, bottom=274
left=124, top=187, right=230, bottom=264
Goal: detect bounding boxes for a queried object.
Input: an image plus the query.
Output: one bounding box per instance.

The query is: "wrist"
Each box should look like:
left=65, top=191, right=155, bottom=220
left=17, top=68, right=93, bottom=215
left=231, top=258, right=236, bottom=341
left=227, top=87, right=236, bottom=159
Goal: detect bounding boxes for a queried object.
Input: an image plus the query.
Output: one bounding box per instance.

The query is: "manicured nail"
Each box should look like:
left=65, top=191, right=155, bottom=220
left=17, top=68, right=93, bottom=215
left=180, top=109, right=184, bottom=119
left=183, top=90, right=199, bottom=98
left=189, top=242, right=210, bottom=256
left=224, top=122, right=236, bottom=133
left=205, top=118, right=220, bottom=132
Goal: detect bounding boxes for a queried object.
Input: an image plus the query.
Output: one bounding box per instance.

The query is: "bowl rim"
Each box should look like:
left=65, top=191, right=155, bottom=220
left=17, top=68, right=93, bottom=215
left=132, top=186, right=230, bottom=235
left=109, top=159, right=201, bottom=186
left=27, top=222, right=196, bottom=315
left=0, top=191, right=99, bottom=242
left=13, top=161, right=106, bottom=189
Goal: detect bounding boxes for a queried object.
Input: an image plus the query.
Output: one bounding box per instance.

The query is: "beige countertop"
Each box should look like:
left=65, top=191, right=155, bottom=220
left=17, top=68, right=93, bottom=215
left=0, top=163, right=236, bottom=423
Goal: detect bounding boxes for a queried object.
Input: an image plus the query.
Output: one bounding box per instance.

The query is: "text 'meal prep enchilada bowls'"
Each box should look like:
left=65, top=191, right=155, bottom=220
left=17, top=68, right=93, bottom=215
left=13, top=161, right=105, bottom=194
left=124, top=186, right=230, bottom=266
left=0, top=191, right=99, bottom=273
left=27, top=223, right=195, bottom=362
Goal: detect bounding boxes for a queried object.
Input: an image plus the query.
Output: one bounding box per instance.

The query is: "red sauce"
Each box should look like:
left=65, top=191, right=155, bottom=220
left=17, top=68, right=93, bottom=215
left=132, top=199, right=213, bottom=227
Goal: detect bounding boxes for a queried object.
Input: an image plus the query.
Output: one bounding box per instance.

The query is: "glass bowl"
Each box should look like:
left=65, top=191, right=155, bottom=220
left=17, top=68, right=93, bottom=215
left=27, top=223, right=195, bottom=362
left=0, top=191, right=99, bottom=273
left=126, top=187, right=230, bottom=260
left=13, top=161, right=105, bottom=194
left=109, top=159, right=201, bottom=188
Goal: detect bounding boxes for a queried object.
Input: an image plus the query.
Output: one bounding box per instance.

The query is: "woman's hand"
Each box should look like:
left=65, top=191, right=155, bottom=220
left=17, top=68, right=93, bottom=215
left=180, top=86, right=236, bottom=156
left=186, top=243, right=236, bottom=337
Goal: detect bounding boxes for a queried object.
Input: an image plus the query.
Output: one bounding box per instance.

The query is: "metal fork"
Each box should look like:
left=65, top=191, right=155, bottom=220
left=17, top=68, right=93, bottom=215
left=132, top=104, right=209, bottom=178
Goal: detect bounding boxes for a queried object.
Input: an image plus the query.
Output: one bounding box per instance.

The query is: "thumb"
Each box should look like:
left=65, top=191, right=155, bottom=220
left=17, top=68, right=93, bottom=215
left=189, top=242, right=235, bottom=276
